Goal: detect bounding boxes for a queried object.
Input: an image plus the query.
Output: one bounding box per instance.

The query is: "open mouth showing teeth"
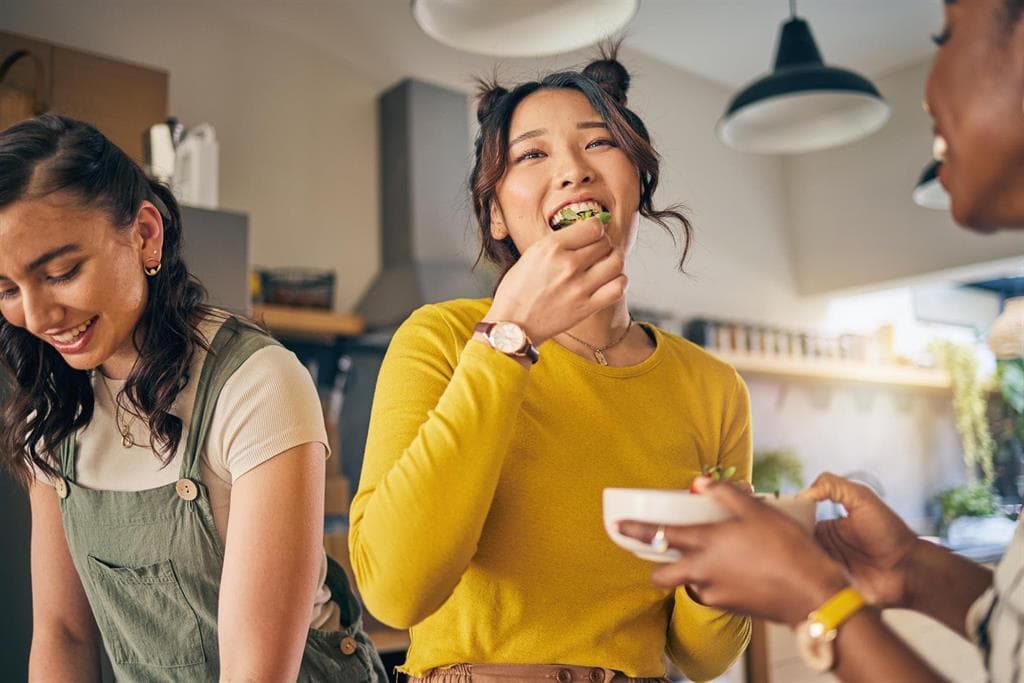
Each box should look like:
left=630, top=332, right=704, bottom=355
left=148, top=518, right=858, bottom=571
left=549, top=201, right=611, bottom=229
left=51, top=316, right=97, bottom=345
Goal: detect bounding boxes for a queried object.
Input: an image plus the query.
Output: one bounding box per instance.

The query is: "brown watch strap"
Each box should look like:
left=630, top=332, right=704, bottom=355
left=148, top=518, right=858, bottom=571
left=473, top=321, right=540, bottom=364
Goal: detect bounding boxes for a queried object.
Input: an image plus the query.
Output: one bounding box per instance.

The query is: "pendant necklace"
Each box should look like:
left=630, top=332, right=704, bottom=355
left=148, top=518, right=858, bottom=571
left=562, top=319, right=634, bottom=366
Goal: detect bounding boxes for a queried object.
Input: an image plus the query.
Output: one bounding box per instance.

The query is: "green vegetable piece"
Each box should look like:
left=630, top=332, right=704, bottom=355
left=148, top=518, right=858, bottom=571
left=701, top=464, right=736, bottom=481
left=597, top=211, right=611, bottom=224
left=560, top=208, right=577, bottom=221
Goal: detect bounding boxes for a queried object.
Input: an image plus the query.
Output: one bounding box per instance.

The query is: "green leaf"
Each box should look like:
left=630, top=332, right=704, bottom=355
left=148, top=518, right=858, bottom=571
left=722, top=465, right=736, bottom=479
left=752, top=450, right=804, bottom=493
left=560, top=208, right=576, bottom=221
left=999, top=358, right=1024, bottom=413
left=597, top=211, right=611, bottom=224
left=936, top=482, right=1000, bottom=528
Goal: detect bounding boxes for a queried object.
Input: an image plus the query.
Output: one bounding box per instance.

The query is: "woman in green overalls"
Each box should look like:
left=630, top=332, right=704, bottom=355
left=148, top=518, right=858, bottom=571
left=0, top=114, right=386, bottom=682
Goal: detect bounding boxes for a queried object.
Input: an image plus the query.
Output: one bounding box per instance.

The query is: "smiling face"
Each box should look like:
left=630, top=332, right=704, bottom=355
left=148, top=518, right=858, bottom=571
left=0, top=193, right=161, bottom=377
left=926, top=0, right=1024, bottom=229
left=491, top=88, right=641, bottom=254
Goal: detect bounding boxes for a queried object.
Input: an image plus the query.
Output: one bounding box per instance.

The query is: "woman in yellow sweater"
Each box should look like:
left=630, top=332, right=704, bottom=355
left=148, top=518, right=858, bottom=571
left=350, top=53, right=751, bottom=682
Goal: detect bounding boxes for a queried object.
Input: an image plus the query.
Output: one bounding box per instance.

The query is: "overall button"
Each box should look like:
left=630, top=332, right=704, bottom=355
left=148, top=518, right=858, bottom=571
left=556, top=669, right=573, bottom=683
left=588, top=669, right=604, bottom=683
left=339, top=636, right=358, bottom=656
left=54, top=478, right=69, bottom=499
left=175, top=478, right=198, bottom=501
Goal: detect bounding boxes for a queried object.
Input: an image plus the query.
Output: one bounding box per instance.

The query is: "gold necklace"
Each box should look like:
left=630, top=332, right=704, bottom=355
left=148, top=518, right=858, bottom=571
left=98, top=375, right=137, bottom=449
left=562, top=319, right=634, bottom=366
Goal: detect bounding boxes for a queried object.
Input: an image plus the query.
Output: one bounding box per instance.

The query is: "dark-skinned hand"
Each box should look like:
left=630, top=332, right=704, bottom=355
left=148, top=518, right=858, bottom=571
left=804, top=472, right=918, bottom=609
left=617, top=481, right=849, bottom=626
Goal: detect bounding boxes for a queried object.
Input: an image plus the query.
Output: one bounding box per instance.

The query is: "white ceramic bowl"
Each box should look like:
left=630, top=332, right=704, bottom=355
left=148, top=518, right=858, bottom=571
left=756, top=493, right=817, bottom=535
left=603, top=487, right=817, bottom=562
left=603, top=488, right=730, bottom=562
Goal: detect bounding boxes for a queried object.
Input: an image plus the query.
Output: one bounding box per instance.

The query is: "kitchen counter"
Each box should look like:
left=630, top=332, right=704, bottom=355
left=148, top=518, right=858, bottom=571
left=949, top=541, right=1009, bottom=565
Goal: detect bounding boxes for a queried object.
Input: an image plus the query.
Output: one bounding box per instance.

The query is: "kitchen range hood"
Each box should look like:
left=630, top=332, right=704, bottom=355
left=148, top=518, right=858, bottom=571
left=356, top=79, right=492, bottom=330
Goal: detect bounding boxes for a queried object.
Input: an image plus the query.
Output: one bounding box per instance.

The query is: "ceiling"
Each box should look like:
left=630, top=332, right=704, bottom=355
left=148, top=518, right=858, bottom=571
left=628, top=0, right=943, bottom=88
left=224, top=0, right=944, bottom=91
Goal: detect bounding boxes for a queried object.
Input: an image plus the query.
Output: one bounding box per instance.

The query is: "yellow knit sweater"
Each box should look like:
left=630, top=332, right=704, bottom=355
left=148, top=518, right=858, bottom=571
left=350, top=299, right=752, bottom=680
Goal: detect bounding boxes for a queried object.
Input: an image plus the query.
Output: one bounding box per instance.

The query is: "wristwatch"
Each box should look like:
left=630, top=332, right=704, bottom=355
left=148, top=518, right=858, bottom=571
left=795, top=586, right=867, bottom=673
left=473, top=321, right=540, bottom=364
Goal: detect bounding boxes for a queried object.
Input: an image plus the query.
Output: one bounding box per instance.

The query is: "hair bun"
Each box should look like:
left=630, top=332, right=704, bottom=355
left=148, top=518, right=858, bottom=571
left=583, top=58, right=630, bottom=106
left=475, top=80, right=509, bottom=124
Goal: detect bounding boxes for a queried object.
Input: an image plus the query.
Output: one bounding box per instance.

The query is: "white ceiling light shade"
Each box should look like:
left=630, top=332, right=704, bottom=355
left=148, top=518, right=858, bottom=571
left=410, top=0, right=639, bottom=57
left=717, top=7, right=891, bottom=154
left=913, top=160, right=950, bottom=210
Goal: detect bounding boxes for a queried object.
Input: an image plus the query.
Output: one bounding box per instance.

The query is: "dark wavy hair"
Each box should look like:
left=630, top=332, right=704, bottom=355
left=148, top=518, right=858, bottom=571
left=0, top=114, right=212, bottom=485
left=469, top=47, right=693, bottom=280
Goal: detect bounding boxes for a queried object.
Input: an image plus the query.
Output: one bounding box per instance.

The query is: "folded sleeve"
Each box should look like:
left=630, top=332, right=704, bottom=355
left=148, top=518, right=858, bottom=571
left=207, top=345, right=330, bottom=482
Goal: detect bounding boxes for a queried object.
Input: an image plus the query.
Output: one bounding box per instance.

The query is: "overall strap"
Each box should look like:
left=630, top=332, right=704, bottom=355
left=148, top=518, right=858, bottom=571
left=179, top=317, right=280, bottom=480
left=58, top=430, right=75, bottom=478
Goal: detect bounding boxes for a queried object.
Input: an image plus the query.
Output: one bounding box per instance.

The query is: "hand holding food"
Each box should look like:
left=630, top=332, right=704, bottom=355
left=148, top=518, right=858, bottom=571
left=486, top=211, right=627, bottom=346
left=618, top=482, right=848, bottom=625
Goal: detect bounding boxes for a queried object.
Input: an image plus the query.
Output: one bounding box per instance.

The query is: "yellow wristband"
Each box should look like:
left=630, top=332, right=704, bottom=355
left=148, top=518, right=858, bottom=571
left=807, top=586, right=866, bottom=639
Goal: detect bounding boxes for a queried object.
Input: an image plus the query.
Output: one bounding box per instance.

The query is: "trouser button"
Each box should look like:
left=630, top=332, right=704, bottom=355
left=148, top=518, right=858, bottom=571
left=340, top=636, right=358, bottom=656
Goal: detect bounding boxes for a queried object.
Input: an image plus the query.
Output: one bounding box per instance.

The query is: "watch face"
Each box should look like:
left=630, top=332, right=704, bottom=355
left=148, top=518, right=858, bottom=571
left=490, top=322, right=526, bottom=354
left=796, top=621, right=836, bottom=673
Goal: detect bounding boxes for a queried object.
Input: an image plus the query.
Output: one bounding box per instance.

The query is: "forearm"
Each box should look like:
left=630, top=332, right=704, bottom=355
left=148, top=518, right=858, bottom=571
left=29, top=629, right=101, bottom=682
left=350, top=340, right=529, bottom=627
left=903, top=538, right=992, bottom=635
left=830, top=608, right=947, bottom=683
left=219, top=446, right=325, bottom=682
left=219, top=597, right=311, bottom=683
left=219, top=647, right=302, bottom=683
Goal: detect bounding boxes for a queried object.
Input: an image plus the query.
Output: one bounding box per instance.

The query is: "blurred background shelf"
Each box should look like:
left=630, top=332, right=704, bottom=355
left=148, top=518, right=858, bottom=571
left=367, top=627, right=411, bottom=654
left=253, top=304, right=365, bottom=338
left=713, top=351, right=951, bottom=390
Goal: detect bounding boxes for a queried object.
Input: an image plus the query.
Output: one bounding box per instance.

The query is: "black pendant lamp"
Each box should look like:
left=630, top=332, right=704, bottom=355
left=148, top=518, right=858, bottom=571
left=717, top=0, right=891, bottom=154
left=912, top=160, right=950, bottom=210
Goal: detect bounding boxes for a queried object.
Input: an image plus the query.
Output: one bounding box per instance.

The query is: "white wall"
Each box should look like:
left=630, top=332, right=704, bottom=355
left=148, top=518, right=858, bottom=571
left=0, top=3, right=380, bottom=312
left=748, top=379, right=963, bottom=531
left=786, top=60, right=1024, bottom=295
left=620, top=51, right=833, bottom=328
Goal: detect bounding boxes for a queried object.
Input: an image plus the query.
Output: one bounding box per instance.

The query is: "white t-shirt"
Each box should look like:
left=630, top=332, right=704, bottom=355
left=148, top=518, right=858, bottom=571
left=966, top=519, right=1024, bottom=682
left=43, top=315, right=336, bottom=627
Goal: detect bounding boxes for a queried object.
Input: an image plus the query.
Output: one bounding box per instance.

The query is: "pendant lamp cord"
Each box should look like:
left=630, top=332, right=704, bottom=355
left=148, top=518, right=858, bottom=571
left=789, top=0, right=796, bottom=17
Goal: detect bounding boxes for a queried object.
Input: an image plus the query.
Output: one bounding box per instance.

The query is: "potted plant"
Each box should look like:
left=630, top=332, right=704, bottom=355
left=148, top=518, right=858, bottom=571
left=752, top=449, right=804, bottom=495
left=931, top=341, right=1013, bottom=544
left=991, top=358, right=1024, bottom=505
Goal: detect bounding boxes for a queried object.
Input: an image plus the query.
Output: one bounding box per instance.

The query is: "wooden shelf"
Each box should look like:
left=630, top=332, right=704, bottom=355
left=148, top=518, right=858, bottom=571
left=252, top=304, right=364, bottom=338
left=712, top=351, right=951, bottom=390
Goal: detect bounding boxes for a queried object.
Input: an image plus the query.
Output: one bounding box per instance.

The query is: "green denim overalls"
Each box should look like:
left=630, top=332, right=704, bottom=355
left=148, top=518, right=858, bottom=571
left=55, top=318, right=387, bottom=682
